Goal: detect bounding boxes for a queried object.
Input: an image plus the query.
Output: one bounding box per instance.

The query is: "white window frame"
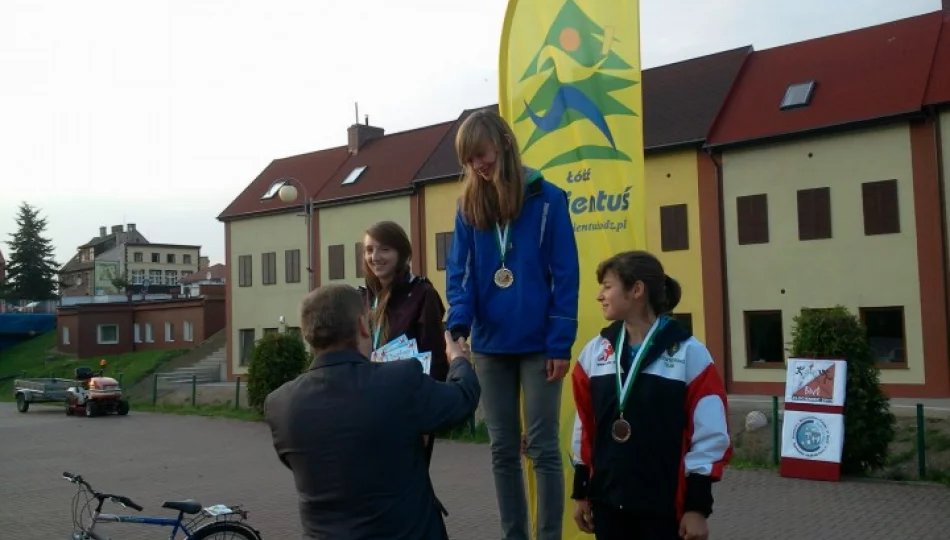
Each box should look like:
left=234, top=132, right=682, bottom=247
left=62, top=326, right=70, bottom=345
left=97, top=324, right=119, bottom=345
left=183, top=321, right=194, bottom=342
left=145, top=323, right=154, bottom=343
left=134, top=324, right=141, bottom=343
left=165, top=321, right=174, bottom=342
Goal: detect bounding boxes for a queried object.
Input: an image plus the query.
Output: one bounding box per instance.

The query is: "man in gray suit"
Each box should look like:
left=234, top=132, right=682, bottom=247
left=264, top=283, right=480, bottom=540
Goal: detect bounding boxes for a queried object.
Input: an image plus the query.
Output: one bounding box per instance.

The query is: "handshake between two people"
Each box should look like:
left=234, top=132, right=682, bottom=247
left=443, top=330, right=471, bottom=363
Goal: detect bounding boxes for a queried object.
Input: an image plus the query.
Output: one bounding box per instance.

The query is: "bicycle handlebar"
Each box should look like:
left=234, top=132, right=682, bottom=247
left=63, top=472, right=143, bottom=512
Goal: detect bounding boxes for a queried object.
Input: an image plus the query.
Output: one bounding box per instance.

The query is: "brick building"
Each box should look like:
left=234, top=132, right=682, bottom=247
left=56, top=284, right=225, bottom=358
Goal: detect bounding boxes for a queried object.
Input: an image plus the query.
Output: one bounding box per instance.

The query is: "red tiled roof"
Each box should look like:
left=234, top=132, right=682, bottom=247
left=314, top=121, right=453, bottom=205
left=925, top=15, right=950, bottom=106
left=181, top=263, right=227, bottom=284
left=217, top=146, right=351, bottom=221
left=707, top=12, right=945, bottom=148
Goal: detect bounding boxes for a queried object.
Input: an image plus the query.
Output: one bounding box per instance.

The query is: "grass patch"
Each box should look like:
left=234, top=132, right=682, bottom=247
left=1, top=331, right=187, bottom=401
left=437, top=419, right=490, bottom=444
left=132, top=402, right=263, bottom=422
left=729, top=457, right=776, bottom=471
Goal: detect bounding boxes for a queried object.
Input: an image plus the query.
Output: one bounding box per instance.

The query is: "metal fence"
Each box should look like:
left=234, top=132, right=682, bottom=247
left=730, top=396, right=950, bottom=483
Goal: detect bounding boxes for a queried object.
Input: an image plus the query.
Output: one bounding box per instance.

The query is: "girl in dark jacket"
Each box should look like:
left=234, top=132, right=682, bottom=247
left=359, top=220, right=450, bottom=463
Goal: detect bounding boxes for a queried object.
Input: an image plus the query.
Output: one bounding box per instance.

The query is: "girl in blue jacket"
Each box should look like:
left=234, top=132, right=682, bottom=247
left=446, top=108, right=580, bottom=540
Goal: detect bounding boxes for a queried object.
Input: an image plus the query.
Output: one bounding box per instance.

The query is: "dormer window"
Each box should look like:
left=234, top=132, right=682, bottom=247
left=780, top=81, right=816, bottom=111
left=260, top=180, right=288, bottom=200
left=341, top=166, right=368, bottom=186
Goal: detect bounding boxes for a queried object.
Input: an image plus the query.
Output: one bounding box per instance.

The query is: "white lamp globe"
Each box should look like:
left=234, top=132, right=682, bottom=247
left=278, top=184, right=298, bottom=203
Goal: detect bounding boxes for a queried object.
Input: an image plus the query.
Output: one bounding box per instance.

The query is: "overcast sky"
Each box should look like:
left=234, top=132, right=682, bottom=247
left=0, top=0, right=941, bottom=268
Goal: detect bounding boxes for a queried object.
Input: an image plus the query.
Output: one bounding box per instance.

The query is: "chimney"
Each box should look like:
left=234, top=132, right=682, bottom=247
left=128, top=223, right=136, bottom=231
left=111, top=225, right=124, bottom=234
left=99, top=226, right=107, bottom=237
left=347, top=116, right=384, bottom=154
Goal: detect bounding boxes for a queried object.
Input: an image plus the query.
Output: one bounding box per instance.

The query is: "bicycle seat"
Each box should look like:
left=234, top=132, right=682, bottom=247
left=162, top=500, right=202, bottom=515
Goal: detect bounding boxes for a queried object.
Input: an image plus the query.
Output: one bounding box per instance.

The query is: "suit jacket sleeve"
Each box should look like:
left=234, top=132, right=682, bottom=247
left=264, top=391, right=292, bottom=470
left=406, top=356, right=481, bottom=434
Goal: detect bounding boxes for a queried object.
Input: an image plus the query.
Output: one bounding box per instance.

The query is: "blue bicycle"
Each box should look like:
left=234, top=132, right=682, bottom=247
left=63, top=472, right=263, bottom=540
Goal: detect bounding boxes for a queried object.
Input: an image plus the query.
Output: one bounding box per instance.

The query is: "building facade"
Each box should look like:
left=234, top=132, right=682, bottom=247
left=705, top=10, right=950, bottom=398
left=60, top=224, right=201, bottom=297
left=218, top=120, right=450, bottom=379
left=217, top=7, right=950, bottom=397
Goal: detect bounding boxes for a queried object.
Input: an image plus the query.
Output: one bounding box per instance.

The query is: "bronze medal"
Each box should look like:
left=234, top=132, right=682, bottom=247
left=611, top=318, right=664, bottom=446
left=611, top=418, right=632, bottom=443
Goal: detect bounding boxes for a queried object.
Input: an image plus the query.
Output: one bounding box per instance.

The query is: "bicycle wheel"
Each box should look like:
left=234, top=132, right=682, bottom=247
left=191, top=521, right=262, bottom=540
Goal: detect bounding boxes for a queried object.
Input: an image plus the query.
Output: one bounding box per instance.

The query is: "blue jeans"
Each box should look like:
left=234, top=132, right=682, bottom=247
left=474, top=353, right=564, bottom=540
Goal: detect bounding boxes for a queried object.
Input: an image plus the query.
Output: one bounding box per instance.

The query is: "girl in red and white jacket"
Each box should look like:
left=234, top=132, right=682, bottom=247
left=570, top=251, right=732, bottom=540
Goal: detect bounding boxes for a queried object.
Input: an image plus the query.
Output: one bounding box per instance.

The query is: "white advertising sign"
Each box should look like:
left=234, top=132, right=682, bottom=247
left=784, top=358, right=847, bottom=407
left=780, top=410, right=845, bottom=463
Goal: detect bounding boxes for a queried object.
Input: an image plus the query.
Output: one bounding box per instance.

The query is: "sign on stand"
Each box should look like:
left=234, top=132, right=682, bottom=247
left=780, top=358, right=847, bottom=481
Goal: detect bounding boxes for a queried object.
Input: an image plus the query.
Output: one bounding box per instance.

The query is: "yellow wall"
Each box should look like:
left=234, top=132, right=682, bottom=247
left=722, top=123, right=923, bottom=385
left=318, top=197, right=413, bottom=288
left=422, top=180, right=463, bottom=298
left=229, top=212, right=309, bottom=375
left=643, top=149, right=706, bottom=342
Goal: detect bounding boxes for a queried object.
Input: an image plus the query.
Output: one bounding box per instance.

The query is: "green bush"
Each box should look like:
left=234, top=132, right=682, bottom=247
left=790, top=306, right=896, bottom=475
left=246, top=332, right=309, bottom=414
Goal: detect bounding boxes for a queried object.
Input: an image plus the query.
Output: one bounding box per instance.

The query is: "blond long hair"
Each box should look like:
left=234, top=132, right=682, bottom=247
left=455, top=109, right=526, bottom=230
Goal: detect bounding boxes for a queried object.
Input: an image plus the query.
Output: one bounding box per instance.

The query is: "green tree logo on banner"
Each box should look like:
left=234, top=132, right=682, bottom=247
left=515, top=0, right=639, bottom=170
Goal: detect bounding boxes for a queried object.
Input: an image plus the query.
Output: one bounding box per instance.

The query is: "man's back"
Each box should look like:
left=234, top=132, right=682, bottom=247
left=265, top=350, right=480, bottom=540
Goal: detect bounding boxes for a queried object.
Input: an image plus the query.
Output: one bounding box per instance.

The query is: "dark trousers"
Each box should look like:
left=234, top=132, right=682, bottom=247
left=592, top=505, right=680, bottom=540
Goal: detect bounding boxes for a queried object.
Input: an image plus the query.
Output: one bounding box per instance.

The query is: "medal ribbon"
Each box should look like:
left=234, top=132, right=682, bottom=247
left=371, top=296, right=382, bottom=350
left=494, top=223, right=510, bottom=266
left=614, top=316, right=664, bottom=417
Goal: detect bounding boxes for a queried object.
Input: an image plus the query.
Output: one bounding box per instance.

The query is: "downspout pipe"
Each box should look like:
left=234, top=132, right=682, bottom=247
left=929, top=105, right=949, bottom=387
left=704, top=146, right=732, bottom=389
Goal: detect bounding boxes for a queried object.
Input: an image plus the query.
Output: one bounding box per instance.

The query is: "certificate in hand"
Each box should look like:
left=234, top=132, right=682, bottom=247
left=371, top=334, right=410, bottom=363
left=370, top=335, right=431, bottom=375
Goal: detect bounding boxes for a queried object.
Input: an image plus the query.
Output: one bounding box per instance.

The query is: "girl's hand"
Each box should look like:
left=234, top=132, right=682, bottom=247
left=546, top=359, right=570, bottom=381
left=679, top=511, right=708, bottom=540
left=573, top=500, right=594, bottom=534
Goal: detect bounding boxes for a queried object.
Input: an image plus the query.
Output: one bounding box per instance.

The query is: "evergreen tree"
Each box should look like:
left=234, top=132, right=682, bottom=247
left=4, top=202, right=59, bottom=300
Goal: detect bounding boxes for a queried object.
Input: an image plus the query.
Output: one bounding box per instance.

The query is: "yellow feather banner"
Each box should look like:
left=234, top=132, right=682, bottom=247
left=499, top=0, right=646, bottom=537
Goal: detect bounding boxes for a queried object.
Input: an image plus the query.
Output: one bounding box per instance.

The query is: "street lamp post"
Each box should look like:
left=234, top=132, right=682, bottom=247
left=275, top=178, right=314, bottom=291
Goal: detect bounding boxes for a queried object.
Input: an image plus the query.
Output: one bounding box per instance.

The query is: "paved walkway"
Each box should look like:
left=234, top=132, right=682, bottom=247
left=2, top=403, right=948, bottom=539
